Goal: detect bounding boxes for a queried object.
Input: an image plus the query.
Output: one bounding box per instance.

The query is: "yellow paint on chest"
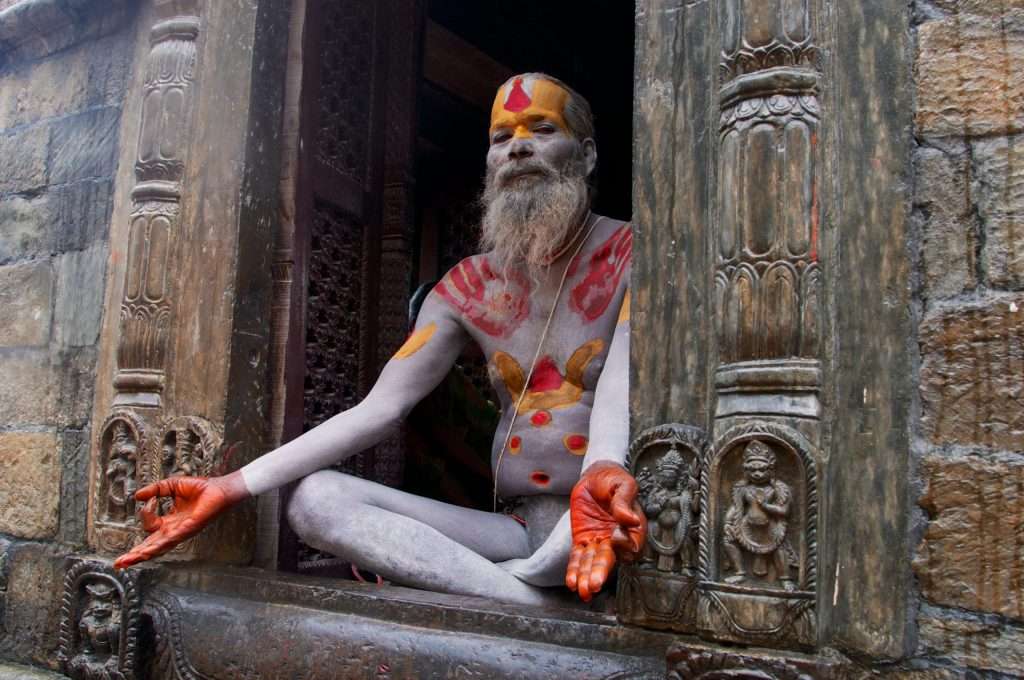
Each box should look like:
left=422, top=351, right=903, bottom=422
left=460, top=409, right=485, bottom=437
left=493, top=339, right=604, bottom=414
left=393, top=322, right=436, bottom=360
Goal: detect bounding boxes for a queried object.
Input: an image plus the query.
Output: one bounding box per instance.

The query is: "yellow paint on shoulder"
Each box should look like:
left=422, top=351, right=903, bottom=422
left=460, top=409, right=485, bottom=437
left=617, top=289, right=630, bottom=325
left=393, top=322, right=437, bottom=360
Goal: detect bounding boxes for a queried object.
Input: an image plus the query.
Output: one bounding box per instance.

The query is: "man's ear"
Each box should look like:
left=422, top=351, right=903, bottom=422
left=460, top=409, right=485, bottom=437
left=582, top=138, right=597, bottom=177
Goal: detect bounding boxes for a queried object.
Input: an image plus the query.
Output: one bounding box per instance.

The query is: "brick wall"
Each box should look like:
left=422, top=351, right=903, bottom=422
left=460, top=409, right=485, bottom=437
left=912, top=1, right=1024, bottom=676
left=0, top=4, right=134, bottom=671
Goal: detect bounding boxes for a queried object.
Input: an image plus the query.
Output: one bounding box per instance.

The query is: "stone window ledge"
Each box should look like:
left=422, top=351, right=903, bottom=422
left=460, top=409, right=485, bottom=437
left=0, top=0, right=133, bottom=68
left=139, top=564, right=675, bottom=679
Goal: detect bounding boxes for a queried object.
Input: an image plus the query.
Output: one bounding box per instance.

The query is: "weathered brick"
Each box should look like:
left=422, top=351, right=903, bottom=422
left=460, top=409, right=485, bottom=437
left=0, top=124, right=48, bottom=194
left=0, top=542, right=63, bottom=670
left=0, top=191, right=53, bottom=264
left=0, top=349, right=56, bottom=424
left=0, top=260, right=52, bottom=347
left=53, top=244, right=106, bottom=347
left=920, top=296, right=1024, bottom=449
left=57, top=428, right=88, bottom=546
left=917, top=11, right=1024, bottom=137
left=919, top=612, right=1024, bottom=676
left=973, top=135, right=1024, bottom=288
left=48, top=107, right=120, bottom=184
left=915, top=142, right=977, bottom=298
left=916, top=453, right=1024, bottom=621
left=0, top=432, right=60, bottom=540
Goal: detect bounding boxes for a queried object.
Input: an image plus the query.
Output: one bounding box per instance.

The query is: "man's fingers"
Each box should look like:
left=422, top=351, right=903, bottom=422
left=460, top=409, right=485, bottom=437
left=588, top=539, right=615, bottom=595
left=565, top=546, right=583, bottom=591
left=577, top=544, right=597, bottom=602
left=139, top=498, right=162, bottom=533
left=609, top=484, right=643, bottom=528
left=134, top=477, right=181, bottom=502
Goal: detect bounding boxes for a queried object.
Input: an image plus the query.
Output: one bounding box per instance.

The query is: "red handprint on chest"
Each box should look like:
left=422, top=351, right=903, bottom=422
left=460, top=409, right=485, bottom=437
left=435, top=257, right=530, bottom=338
left=569, top=225, right=632, bottom=322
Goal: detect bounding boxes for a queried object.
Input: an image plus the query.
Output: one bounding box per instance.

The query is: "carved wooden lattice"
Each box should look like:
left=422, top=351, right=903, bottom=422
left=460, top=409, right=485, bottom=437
left=303, top=198, right=366, bottom=470
left=316, top=0, right=374, bottom=181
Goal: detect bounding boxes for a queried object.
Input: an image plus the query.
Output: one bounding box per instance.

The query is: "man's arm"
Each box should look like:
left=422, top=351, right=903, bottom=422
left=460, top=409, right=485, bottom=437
left=115, top=292, right=467, bottom=568
left=565, top=291, right=645, bottom=601
left=241, top=293, right=468, bottom=494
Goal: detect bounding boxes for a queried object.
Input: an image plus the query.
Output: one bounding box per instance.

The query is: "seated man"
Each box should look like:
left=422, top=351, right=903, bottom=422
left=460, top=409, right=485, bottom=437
left=115, top=73, right=644, bottom=606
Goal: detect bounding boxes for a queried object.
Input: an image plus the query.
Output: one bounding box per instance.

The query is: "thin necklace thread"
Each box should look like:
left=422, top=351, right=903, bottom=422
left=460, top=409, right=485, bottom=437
left=492, top=212, right=605, bottom=512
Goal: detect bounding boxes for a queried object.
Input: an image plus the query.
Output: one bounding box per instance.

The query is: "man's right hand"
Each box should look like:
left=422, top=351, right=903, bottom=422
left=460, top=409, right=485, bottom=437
left=113, top=471, right=249, bottom=569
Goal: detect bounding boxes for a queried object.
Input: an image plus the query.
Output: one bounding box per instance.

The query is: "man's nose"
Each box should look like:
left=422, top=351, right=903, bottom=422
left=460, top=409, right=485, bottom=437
left=507, top=138, right=534, bottom=160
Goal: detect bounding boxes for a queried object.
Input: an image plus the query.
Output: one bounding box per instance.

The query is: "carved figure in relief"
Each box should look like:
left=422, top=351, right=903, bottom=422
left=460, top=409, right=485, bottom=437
left=642, top=447, right=699, bottom=572
left=103, top=423, right=138, bottom=524
left=67, top=581, right=121, bottom=679
left=116, top=74, right=644, bottom=606
left=722, top=441, right=797, bottom=591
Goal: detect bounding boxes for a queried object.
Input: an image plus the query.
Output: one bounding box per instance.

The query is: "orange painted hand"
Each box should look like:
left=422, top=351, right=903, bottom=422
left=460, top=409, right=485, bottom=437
left=113, top=471, right=249, bottom=569
left=566, top=461, right=645, bottom=602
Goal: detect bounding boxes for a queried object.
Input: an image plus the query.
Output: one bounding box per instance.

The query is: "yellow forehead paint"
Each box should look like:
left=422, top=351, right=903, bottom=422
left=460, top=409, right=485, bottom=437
left=393, top=322, right=436, bottom=360
left=489, top=76, right=570, bottom=138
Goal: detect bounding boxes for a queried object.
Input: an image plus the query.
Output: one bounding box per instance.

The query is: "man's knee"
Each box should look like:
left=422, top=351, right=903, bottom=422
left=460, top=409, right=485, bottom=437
left=287, top=470, right=349, bottom=537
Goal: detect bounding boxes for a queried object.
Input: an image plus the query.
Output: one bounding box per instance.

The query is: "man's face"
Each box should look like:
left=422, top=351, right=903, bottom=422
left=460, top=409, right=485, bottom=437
left=486, top=76, right=582, bottom=186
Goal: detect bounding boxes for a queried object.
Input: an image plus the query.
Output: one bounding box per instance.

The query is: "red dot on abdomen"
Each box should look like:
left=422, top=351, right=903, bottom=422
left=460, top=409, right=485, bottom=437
left=530, top=471, right=550, bottom=486
left=530, top=410, right=552, bottom=427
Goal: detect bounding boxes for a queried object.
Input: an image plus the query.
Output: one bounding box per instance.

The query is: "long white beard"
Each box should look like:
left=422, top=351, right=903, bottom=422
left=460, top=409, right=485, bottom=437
left=479, top=156, right=591, bottom=280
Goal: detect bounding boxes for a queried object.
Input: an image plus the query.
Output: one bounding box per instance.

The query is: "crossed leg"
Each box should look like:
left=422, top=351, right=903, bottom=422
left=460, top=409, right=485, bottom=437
left=286, top=470, right=558, bottom=606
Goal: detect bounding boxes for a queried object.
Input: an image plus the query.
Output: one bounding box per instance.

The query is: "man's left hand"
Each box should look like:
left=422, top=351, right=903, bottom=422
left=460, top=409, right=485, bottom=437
left=566, top=461, right=645, bottom=602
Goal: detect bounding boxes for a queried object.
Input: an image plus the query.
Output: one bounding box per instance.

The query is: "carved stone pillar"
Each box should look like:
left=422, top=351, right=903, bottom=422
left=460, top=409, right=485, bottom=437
left=89, top=0, right=290, bottom=564
left=699, top=0, right=823, bottom=651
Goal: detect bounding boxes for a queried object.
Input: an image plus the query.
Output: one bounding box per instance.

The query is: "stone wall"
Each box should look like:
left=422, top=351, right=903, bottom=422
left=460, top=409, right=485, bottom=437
left=0, top=0, right=136, bottom=671
left=911, top=1, right=1024, bottom=677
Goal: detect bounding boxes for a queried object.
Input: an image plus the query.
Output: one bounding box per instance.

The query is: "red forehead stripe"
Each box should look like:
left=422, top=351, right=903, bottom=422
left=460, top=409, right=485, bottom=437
left=504, top=77, right=531, bottom=112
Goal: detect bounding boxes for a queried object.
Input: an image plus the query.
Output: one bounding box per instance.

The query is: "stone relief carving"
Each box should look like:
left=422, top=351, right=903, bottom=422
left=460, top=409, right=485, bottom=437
left=697, top=423, right=818, bottom=649
left=667, top=647, right=813, bottom=680
left=94, top=412, right=148, bottom=554
left=59, top=561, right=140, bottom=680
left=721, top=440, right=797, bottom=591
left=617, top=424, right=705, bottom=633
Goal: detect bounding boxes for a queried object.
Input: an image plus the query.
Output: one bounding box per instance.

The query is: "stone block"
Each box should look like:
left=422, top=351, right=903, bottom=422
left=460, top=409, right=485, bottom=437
left=54, top=346, right=96, bottom=429
left=0, top=124, right=48, bottom=194
left=0, top=47, right=87, bottom=131
left=0, top=349, right=56, bottom=425
left=0, top=432, right=60, bottom=540
left=53, top=179, right=113, bottom=252
left=919, top=612, right=1024, bottom=676
left=0, top=662, right=69, bottom=679
left=972, top=135, right=1024, bottom=288
left=914, top=143, right=976, bottom=298
left=82, top=27, right=132, bottom=110
left=919, top=295, right=1024, bottom=449
left=0, top=542, right=63, bottom=671
left=916, top=453, right=1024, bottom=621
left=47, top=107, right=120, bottom=185
left=917, top=12, right=1024, bottom=137
left=53, top=244, right=105, bottom=347
left=0, top=260, right=52, bottom=347
left=0, top=192, right=53, bottom=264
left=57, top=428, right=88, bottom=546
left=931, top=0, right=1024, bottom=16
